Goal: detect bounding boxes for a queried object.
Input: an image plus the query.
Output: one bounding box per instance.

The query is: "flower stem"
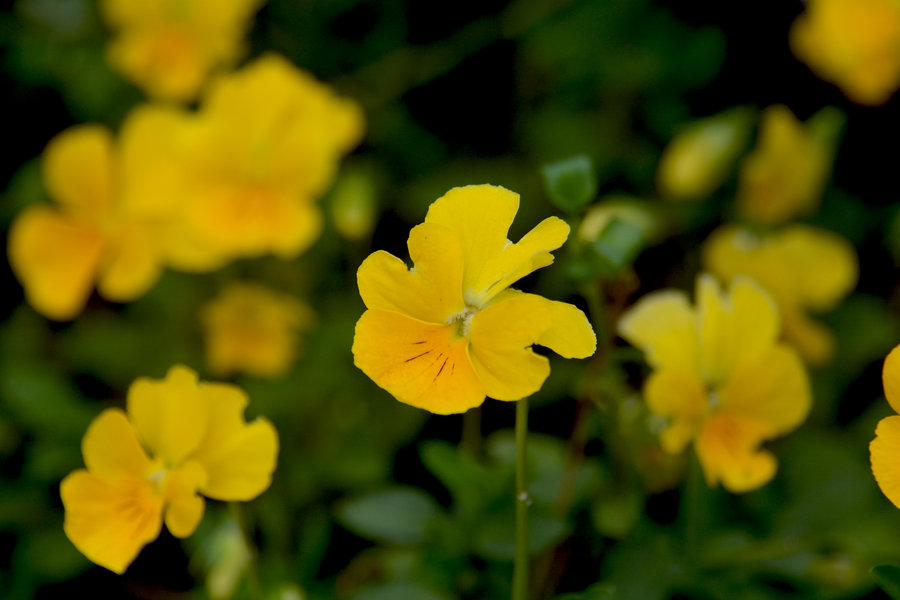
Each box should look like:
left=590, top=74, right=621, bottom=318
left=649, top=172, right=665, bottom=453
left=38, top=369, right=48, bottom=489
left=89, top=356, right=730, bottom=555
left=513, top=397, right=530, bottom=600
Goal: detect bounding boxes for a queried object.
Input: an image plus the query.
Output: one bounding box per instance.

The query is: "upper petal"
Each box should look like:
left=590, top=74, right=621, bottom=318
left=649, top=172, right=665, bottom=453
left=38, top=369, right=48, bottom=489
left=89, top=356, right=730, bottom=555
left=352, top=309, right=485, bottom=414
left=82, top=408, right=154, bottom=481
left=187, top=383, right=279, bottom=501
left=42, top=124, right=114, bottom=217
left=467, top=292, right=552, bottom=401
left=60, top=469, right=163, bottom=574
left=870, top=415, right=900, bottom=509
left=695, top=412, right=778, bottom=493
left=424, top=185, right=569, bottom=305
left=357, top=222, right=466, bottom=323
left=127, top=365, right=210, bottom=466
left=617, top=289, right=700, bottom=375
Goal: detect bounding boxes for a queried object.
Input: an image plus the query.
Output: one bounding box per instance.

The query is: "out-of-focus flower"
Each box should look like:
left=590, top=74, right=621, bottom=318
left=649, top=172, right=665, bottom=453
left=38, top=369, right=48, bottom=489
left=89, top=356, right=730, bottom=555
left=702, top=224, right=857, bottom=366
left=736, top=105, right=833, bottom=225
left=201, top=283, right=314, bottom=378
left=791, top=0, right=900, bottom=106
left=8, top=124, right=164, bottom=320
left=60, top=365, right=278, bottom=574
left=870, top=344, right=900, bottom=509
left=130, top=54, right=365, bottom=271
left=352, top=184, right=596, bottom=414
left=330, top=167, right=378, bottom=241
left=656, top=107, right=753, bottom=202
left=100, top=0, right=265, bottom=102
left=618, top=275, right=811, bottom=493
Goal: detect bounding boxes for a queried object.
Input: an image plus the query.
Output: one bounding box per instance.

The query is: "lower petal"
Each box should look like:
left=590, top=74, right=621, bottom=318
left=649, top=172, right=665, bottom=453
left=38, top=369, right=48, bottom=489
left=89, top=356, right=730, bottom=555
left=352, top=309, right=485, bottom=414
left=97, top=222, right=163, bottom=302
left=164, top=461, right=207, bottom=538
left=60, top=470, right=163, bottom=574
left=871, top=416, right=900, bottom=509
left=695, top=412, right=777, bottom=493
left=645, top=369, right=707, bottom=454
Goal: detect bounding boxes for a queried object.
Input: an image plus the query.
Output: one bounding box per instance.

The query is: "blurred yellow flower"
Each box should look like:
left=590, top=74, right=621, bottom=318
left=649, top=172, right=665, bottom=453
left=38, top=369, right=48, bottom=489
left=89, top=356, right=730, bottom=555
left=702, top=224, right=858, bottom=366
left=8, top=124, right=164, bottom=320
left=736, top=106, right=830, bottom=225
left=352, top=184, right=596, bottom=414
left=129, top=54, right=365, bottom=271
left=100, top=0, right=265, bottom=102
left=618, top=275, right=811, bottom=493
left=201, top=283, right=314, bottom=378
left=870, top=344, right=900, bottom=509
left=60, top=365, right=278, bottom=574
left=791, top=0, right=900, bottom=106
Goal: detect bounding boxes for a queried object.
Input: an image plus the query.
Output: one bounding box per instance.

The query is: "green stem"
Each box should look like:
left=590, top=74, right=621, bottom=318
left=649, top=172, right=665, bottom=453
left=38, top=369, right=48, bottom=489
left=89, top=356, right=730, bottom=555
left=683, top=454, right=705, bottom=566
left=513, top=397, right=530, bottom=600
left=462, top=405, right=483, bottom=459
left=230, top=502, right=263, bottom=600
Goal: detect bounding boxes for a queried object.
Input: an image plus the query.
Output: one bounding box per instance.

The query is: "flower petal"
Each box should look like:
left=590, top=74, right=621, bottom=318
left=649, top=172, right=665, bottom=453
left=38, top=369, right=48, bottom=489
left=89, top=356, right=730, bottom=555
left=187, top=383, right=279, bottom=500
left=883, top=344, right=900, bottom=414
left=870, top=415, right=900, bottom=509
left=127, top=365, right=210, bottom=466
left=424, top=185, right=569, bottom=305
left=42, top=124, right=114, bottom=216
left=357, top=222, right=466, bottom=323
left=644, top=369, right=707, bottom=454
left=82, top=408, right=153, bottom=481
left=7, top=205, right=104, bottom=321
left=352, top=309, right=485, bottom=414
left=467, top=292, right=552, bottom=401
left=163, top=461, right=207, bottom=537
left=695, top=412, right=777, bottom=493
left=535, top=298, right=596, bottom=359
left=60, top=469, right=163, bottom=574
left=778, top=225, right=858, bottom=312
left=781, top=308, right=836, bottom=367
left=617, top=289, right=700, bottom=375
left=96, top=223, right=163, bottom=302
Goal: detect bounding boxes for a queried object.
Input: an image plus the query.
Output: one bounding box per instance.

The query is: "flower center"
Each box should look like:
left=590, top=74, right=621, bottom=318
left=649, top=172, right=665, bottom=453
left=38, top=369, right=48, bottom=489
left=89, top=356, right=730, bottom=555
left=447, top=305, right=479, bottom=338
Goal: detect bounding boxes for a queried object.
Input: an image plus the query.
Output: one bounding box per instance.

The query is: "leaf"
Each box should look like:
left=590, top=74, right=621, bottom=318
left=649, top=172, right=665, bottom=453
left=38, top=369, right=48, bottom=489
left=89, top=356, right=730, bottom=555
left=542, top=155, right=597, bottom=212
left=419, top=440, right=499, bottom=518
left=335, top=487, right=441, bottom=545
left=588, top=217, right=645, bottom=277
left=352, top=582, right=453, bottom=600
left=471, top=508, right=570, bottom=561
left=872, top=565, right=900, bottom=600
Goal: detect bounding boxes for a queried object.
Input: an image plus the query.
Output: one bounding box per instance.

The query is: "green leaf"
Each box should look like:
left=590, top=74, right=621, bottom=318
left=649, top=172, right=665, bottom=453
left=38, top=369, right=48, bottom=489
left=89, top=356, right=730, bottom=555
left=542, top=155, right=597, bottom=212
left=420, top=440, right=499, bottom=518
left=335, top=487, right=441, bottom=545
left=872, top=565, right=900, bottom=599
left=589, top=217, right=644, bottom=276
left=472, top=508, right=570, bottom=560
left=352, top=582, right=453, bottom=600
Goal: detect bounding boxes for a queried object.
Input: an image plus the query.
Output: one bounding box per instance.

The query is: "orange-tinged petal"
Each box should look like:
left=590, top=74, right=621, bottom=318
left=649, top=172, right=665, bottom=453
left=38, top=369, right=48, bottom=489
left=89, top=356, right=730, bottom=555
left=82, top=409, right=153, bottom=481
left=163, top=461, right=207, bottom=538
left=617, top=289, right=700, bottom=375
left=127, top=365, right=210, bottom=466
left=188, top=383, right=278, bottom=500
left=695, top=412, right=777, bottom=493
left=871, top=415, right=900, bottom=508
left=7, top=205, right=104, bottom=321
left=42, top=124, right=114, bottom=216
left=96, top=223, right=163, bottom=302
left=424, top=185, right=569, bottom=305
left=717, top=345, right=811, bottom=434
left=357, top=222, right=466, bottom=323
left=883, top=345, right=900, bottom=414
left=352, top=309, right=485, bottom=414
left=61, top=469, right=163, bottom=574
left=467, top=293, right=552, bottom=401
left=644, top=369, right=707, bottom=454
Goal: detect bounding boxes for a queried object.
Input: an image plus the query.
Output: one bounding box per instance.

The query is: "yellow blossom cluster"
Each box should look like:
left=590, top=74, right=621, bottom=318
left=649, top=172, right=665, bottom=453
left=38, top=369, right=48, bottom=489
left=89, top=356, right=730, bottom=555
left=871, top=345, right=900, bottom=510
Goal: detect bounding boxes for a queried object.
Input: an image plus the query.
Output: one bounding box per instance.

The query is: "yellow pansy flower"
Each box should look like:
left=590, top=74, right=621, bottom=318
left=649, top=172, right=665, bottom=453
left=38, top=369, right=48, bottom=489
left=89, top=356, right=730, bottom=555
left=8, top=123, right=165, bottom=320
left=870, top=345, right=900, bottom=509
left=201, top=283, right=314, bottom=378
left=736, top=106, right=830, bottom=225
left=791, top=0, right=900, bottom=106
left=352, top=184, right=596, bottom=414
left=618, top=275, right=811, bottom=493
left=702, top=224, right=858, bottom=366
left=60, top=365, right=278, bottom=574
left=100, top=0, right=265, bottom=102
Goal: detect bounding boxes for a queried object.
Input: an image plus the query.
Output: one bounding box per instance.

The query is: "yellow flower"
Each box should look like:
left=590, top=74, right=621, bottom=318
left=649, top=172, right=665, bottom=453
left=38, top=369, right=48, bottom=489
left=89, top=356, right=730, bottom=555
left=791, top=0, right=900, bottom=106
left=127, top=54, right=365, bottom=271
left=870, top=344, right=900, bottom=509
left=736, top=106, right=830, bottom=225
left=352, top=184, right=596, bottom=414
left=60, top=365, right=278, bottom=574
left=8, top=123, right=164, bottom=320
left=618, top=275, right=811, bottom=493
left=201, top=283, right=314, bottom=378
left=702, top=224, right=858, bottom=366
left=100, top=0, right=265, bottom=102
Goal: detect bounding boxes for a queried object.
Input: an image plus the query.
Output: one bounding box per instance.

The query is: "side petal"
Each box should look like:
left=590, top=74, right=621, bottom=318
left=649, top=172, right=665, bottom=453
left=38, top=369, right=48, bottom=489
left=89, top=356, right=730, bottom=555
left=60, top=470, right=163, bottom=574
left=644, top=369, right=708, bottom=454
left=779, top=225, right=858, bottom=312
left=883, top=344, right=900, bottom=414
left=467, top=293, right=552, bottom=401
left=82, top=408, right=154, bottom=481
left=871, top=416, right=900, bottom=509
left=717, top=344, right=811, bottom=435
left=187, top=383, right=279, bottom=501
left=7, top=206, right=104, bottom=321
left=127, top=365, right=210, bottom=466
left=352, top=309, right=485, bottom=414
left=96, top=222, right=164, bottom=303
left=42, top=124, right=114, bottom=216
left=695, top=412, right=777, bottom=493
left=535, top=298, right=596, bottom=359
left=163, top=461, right=207, bottom=538
left=617, top=289, right=700, bottom=375
left=357, top=222, right=466, bottom=323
